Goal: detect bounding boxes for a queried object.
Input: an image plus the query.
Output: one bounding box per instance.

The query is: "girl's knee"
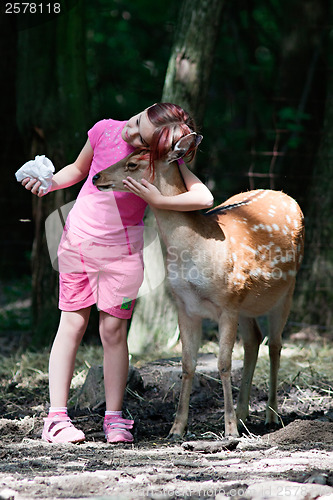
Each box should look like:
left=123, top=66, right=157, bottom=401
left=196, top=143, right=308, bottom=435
left=99, top=314, right=127, bottom=347
left=57, top=309, right=90, bottom=339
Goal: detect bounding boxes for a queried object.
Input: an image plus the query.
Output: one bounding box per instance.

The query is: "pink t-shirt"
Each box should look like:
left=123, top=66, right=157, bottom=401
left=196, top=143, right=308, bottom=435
left=66, top=119, right=147, bottom=247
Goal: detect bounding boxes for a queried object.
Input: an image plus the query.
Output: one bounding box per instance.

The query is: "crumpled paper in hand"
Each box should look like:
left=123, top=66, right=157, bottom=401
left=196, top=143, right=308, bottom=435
left=15, top=155, right=55, bottom=194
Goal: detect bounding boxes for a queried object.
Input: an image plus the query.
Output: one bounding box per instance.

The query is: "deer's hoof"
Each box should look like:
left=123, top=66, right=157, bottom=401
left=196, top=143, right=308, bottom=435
left=166, top=432, right=183, bottom=443
left=264, top=421, right=281, bottom=432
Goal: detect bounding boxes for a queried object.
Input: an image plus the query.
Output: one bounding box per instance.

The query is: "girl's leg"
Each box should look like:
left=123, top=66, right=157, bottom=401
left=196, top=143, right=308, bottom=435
left=99, top=312, right=134, bottom=443
left=48, top=307, right=91, bottom=407
left=99, top=311, right=128, bottom=411
left=42, top=308, right=91, bottom=443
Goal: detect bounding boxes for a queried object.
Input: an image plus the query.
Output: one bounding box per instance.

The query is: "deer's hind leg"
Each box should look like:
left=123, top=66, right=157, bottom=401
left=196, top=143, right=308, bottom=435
left=265, top=283, right=295, bottom=427
left=217, top=310, right=239, bottom=437
left=168, top=310, right=202, bottom=440
left=236, top=316, right=263, bottom=430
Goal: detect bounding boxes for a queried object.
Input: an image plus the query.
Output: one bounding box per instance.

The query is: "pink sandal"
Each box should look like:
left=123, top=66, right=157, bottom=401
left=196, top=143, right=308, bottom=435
left=103, top=417, right=134, bottom=443
left=42, top=415, right=85, bottom=444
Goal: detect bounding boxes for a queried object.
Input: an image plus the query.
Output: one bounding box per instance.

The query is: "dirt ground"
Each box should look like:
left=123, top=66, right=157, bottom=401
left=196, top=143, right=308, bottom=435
left=0, top=351, right=333, bottom=500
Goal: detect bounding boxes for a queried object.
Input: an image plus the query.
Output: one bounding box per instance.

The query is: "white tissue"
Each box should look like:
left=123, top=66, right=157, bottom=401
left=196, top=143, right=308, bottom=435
left=15, top=155, right=55, bottom=194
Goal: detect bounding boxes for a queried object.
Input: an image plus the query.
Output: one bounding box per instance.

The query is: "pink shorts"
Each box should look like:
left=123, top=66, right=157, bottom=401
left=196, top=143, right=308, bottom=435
left=58, top=229, right=144, bottom=319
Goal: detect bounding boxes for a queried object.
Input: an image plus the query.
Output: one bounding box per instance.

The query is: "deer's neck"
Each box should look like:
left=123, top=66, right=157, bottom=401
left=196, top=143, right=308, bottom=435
left=151, top=162, right=224, bottom=249
left=154, top=161, right=187, bottom=196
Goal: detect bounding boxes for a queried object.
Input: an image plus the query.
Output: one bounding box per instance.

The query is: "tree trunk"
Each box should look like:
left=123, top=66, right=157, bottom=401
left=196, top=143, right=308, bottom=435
left=16, top=1, right=90, bottom=345
left=162, top=0, right=224, bottom=126
left=128, top=0, right=225, bottom=355
left=293, top=1, right=333, bottom=332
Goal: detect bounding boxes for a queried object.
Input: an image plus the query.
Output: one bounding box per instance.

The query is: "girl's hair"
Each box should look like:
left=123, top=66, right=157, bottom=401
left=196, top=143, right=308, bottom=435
left=147, top=103, right=198, bottom=165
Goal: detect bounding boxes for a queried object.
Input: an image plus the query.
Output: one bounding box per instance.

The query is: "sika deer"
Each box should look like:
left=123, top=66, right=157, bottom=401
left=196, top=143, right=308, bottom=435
left=92, top=134, right=304, bottom=438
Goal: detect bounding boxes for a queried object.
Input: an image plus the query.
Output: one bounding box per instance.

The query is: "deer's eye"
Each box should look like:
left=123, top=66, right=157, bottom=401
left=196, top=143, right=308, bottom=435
left=127, top=162, right=138, bottom=171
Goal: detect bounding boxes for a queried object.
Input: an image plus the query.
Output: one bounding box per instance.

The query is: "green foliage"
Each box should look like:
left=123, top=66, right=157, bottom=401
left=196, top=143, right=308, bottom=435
left=12, top=0, right=322, bottom=206
left=85, top=0, right=179, bottom=120
left=0, top=277, right=32, bottom=334
left=201, top=0, right=285, bottom=196
left=200, top=0, right=322, bottom=200
left=276, top=107, right=311, bottom=148
left=7, top=0, right=327, bottom=338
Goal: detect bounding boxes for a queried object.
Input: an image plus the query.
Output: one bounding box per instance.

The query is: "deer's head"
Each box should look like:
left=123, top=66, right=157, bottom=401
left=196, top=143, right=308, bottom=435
left=92, top=133, right=202, bottom=192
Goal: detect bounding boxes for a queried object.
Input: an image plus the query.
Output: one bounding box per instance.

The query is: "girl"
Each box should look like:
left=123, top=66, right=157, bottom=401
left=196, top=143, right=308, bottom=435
left=21, top=103, right=214, bottom=444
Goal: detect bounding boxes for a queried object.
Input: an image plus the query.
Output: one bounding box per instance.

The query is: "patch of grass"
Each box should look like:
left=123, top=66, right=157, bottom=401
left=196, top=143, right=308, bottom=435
left=200, top=338, right=333, bottom=393
left=1, top=335, right=332, bottom=398
left=0, top=344, right=105, bottom=392
left=250, top=341, right=333, bottom=391
left=0, top=344, right=106, bottom=418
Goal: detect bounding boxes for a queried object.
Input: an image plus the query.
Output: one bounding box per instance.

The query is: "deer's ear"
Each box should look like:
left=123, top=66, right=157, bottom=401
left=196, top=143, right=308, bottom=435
left=167, top=133, right=203, bottom=163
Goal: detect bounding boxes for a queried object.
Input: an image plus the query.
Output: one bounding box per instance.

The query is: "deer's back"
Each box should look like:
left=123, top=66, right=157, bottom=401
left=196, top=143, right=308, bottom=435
left=168, top=189, right=304, bottom=320
left=206, top=189, right=304, bottom=313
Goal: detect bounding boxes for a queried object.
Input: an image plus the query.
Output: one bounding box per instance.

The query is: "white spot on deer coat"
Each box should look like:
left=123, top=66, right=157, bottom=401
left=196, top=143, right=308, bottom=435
left=250, top=268, right=261, bottom=278
left=241, top=243, right=258, bottom=256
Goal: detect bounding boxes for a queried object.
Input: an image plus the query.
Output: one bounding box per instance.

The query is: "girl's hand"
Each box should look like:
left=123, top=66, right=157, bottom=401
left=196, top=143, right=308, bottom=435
left=122, top=177, right=163, bottom=206
left=21, top=177, right=45, bottom=197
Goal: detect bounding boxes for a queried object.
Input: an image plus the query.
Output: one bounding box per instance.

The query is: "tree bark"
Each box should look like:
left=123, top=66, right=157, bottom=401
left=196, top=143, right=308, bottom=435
left=128, top=0, right=225, bottom=355
left=16, top=1, right=90, bottom=345
left=162, top=0, right=225, bottom=126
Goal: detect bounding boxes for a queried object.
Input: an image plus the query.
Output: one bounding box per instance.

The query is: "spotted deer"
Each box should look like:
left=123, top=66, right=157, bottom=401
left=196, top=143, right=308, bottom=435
left=92, top=134, right=304, bottom=439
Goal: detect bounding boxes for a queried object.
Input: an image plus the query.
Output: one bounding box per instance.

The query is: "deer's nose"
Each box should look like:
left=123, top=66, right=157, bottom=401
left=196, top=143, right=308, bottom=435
left=92, top=174, right=100, bottom=185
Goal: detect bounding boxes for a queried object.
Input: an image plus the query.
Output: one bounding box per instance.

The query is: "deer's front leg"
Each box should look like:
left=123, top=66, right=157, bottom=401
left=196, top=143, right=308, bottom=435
left=168, top=310, right=202, bottom=440
left=218, top=310, right=239, bottom=437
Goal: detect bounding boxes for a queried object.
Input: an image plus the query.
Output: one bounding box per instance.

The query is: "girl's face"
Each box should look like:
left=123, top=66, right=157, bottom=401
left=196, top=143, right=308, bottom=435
left=121, top=110, right=156, bottom=149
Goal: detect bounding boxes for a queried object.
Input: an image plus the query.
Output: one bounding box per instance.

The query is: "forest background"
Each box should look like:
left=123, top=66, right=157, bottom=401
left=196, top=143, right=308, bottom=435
left=0, top=0, right=332, bottom=351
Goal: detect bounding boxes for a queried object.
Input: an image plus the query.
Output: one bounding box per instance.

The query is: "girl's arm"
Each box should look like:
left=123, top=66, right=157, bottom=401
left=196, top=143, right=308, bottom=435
left=21, top=139, right=94, bottom=197
left=123, top=162, right=214, bottom=211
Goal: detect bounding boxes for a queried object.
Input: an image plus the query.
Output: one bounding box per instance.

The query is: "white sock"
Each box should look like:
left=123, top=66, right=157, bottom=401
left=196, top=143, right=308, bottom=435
left=48, top=406, right=68, bottom=416
left=105, top=410, right=122, bottom=419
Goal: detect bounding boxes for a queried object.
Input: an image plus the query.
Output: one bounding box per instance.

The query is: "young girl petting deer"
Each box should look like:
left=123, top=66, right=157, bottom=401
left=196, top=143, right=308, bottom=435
left=18, top=103, right=213, bottom=444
